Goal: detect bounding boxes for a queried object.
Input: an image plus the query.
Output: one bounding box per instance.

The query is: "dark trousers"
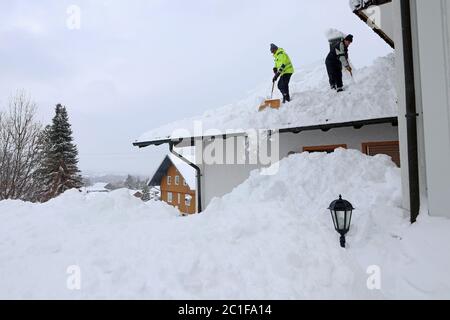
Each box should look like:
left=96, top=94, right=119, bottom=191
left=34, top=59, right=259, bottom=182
left=325, top=58, right=343, bottom=89
left=278, top=73, right=292, bottom=102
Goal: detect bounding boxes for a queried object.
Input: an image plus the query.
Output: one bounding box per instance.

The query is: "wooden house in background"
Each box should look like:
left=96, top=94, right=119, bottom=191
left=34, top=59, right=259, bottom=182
left=148, top=155, right=196, bottom=215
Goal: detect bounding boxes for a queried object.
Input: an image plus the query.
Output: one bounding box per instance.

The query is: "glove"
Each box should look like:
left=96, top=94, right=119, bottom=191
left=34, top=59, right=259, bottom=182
left=273, top=72, right=280, bottom=83
left=273, top=67, right=278, bottom=74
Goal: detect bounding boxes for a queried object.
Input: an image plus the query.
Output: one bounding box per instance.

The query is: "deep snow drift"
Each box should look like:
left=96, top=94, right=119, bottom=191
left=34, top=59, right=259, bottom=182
left=137, top=54, right=397, bottom=143
left=1, top=150, right=449, bottom=299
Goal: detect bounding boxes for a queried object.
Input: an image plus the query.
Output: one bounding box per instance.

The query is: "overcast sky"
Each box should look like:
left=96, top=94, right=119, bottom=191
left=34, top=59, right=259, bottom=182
left=0, top=0, right=392, bottom=177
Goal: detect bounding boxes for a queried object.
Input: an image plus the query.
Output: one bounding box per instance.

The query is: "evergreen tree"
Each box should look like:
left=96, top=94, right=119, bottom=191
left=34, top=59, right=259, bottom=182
left=42, top=104, right=82, bottom=200
left=124, top=174, right=136, bottom=189
left=141, top=185, right=151, bottom=202
left=31, top=125, right=53, bottom=202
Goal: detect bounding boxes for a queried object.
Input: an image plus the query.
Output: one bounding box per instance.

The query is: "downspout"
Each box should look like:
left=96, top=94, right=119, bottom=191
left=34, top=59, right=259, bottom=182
left=169, top=142, right=203, bottom=213
left=400, top=0, right=420, bottom=223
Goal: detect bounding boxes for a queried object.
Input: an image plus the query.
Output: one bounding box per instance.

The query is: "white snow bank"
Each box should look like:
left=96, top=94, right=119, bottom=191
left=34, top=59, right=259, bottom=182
left=136, top=54, right=397, bottom=143
left=1, top=150, right=449, bottom=299
left=81, top=182, right=109, bottom=193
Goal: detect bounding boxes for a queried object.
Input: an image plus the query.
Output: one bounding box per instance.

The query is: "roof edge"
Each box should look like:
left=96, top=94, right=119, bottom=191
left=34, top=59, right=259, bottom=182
left=352, top=0, right=392, bottom=11
left=133, top=116, right=398, bottom=149
left=279, top=116, right=398, bottom=134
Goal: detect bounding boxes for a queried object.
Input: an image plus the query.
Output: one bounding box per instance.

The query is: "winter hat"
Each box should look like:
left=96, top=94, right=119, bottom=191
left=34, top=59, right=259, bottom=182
left=270, top=43, right=278, bottom=52
left=344, top=34, right=354, bottom=42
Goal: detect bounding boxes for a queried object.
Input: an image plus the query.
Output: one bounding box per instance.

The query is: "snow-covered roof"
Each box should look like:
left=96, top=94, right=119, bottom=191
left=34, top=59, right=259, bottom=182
left=148, top=154, right=196, bottom=191
left=135, top=54, right=397, bottom=146
left=169, top=154, right=196, bottom=190
left=349, top=0, right=391, bottom=11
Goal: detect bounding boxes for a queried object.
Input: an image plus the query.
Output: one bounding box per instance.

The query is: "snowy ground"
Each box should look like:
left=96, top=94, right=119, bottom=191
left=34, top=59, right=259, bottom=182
left=1, top=149, right=449, bottom=299
left=136, top=54, right=397, bottom=143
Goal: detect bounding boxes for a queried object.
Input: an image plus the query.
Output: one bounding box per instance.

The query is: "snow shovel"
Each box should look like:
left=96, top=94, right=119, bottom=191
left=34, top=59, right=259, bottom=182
left=348, top=69, right=357, bottom=85
left=258, top=82, right=281, bottom=112
left=347, top=65, right=356, bottom=84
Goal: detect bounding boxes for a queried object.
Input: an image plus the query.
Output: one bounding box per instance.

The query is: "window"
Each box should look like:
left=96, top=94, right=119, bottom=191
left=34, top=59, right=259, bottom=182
left=175, top=175, right=180, bottom=185
left=167, top=192, right=173, bottom=203
left=177, top=193, right=181, bottom=205
left=183, top=179, right=187, bottom=187
left=362, top=141, right=400, bottom=167
left=185, top=195, right=192, bottom=207
left=167, top=176, right=172, bottom=185
left=303, top=144, right=347, bottom=154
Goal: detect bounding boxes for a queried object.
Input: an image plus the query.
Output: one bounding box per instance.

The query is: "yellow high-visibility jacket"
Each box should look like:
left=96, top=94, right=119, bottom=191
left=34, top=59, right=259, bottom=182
left=273, top=48, right=294, bottom=75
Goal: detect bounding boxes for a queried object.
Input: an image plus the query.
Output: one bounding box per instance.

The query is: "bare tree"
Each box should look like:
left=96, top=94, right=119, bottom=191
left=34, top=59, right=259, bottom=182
left=0, top=92, right=42, bottom=201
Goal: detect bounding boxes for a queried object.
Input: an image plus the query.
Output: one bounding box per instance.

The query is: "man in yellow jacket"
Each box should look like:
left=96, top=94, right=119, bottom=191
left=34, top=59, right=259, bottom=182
left=271, top=43, right=294, bottom=103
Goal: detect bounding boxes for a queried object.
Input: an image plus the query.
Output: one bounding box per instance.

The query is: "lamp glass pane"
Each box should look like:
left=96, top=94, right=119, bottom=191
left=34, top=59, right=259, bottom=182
left=345, top=210, right=352, bottom=230
left=331, top=210, right=338, bottom=230
left=336, top=210, right=346, bottom=231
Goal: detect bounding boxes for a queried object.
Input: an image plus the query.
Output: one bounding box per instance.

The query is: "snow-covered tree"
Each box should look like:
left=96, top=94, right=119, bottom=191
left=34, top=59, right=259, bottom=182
left=41, top=104, right=82, bottom=201
left=30, top=125, right=53, bottom=202
left=124, top=174, right=136, bottom=189
left=141, top=185, right=151, bottom=202
left=123, top=175, right=148, bottom=190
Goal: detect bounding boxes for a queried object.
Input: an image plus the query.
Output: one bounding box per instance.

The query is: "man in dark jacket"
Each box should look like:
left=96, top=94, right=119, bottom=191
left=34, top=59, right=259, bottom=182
left=325, top=34, right=353, bottom=92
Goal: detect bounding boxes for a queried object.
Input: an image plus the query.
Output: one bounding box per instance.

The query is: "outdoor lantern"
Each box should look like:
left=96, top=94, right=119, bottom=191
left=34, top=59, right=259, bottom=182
left=328, top=195, right=354, bottom=248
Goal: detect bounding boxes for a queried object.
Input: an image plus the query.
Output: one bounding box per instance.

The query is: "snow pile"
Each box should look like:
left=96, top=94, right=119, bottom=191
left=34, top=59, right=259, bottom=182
left=137, top=54, right=397, bottom=143
left=1, top=150, right=450, bottom=299
left=81, top=183, right=109, bottom=193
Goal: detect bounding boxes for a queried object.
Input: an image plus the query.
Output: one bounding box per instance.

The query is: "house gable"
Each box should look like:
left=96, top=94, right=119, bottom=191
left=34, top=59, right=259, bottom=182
left=160, top=164, right=196, bottom=215
left=149, top=156, right=197, bottom=215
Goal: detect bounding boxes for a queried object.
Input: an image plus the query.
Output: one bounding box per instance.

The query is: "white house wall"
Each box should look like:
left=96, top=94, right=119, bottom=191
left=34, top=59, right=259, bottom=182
left=196, top=137, right=260, bottom=209
left=412, top=0, right=450, bottom=217
left=201, top=163, right=259, bottom=207
left=279, top=123, right=399, bottom=157
left=196, top=123, right=399, bottom=209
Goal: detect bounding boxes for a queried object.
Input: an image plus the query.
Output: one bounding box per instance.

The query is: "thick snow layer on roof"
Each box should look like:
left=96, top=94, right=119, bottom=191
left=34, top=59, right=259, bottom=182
left=169, top=154, right=196, bottom=191
left=136, top=54, right=397, bottom=144
left=1, top=150, right=450, bottom=299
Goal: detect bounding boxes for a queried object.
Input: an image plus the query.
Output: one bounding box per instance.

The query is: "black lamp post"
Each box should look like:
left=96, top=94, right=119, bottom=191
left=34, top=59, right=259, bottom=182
left=328, top=195, right=354, bottom=248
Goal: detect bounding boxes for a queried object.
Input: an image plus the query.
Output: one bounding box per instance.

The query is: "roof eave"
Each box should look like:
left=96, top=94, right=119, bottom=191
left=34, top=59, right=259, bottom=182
left=353, top=0, right=392, bottom=11
left=279, top=116, right=398, bottom=134
left=133, top=138, right=174, bottom=148
left=133, top=116, right=399, bottom=149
